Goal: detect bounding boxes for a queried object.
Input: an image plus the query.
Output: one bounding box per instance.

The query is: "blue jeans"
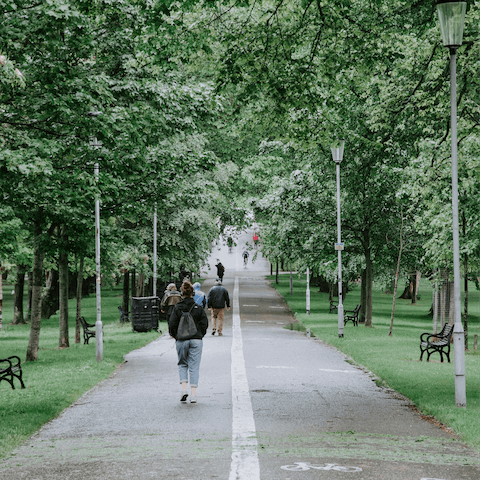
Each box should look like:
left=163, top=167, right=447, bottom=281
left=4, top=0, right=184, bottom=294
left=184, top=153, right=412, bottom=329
left=176, top=339, right=203, bottom=388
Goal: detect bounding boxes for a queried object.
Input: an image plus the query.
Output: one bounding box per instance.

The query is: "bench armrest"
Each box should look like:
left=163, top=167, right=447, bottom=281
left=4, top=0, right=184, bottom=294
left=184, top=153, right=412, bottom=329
left=0, top=358, right=13, bottom=370
left=8, top=356, right=21, bottom=367
left=421, top=332, right=448, bottom=343
left=420, top=332, right=431, bottom=342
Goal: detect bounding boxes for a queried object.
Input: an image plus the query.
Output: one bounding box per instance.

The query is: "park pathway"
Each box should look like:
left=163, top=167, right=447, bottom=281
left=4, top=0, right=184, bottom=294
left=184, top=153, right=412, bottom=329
left=0, top=230, right=479, bottom=479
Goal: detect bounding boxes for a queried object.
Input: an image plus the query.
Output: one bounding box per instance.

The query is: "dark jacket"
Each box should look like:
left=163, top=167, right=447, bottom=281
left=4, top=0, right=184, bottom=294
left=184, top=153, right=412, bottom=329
left=216, top=263, right=225, bottom=278
left=207, top=285, right=230, bottom=309
left=169, top=297, right=208, bottom=340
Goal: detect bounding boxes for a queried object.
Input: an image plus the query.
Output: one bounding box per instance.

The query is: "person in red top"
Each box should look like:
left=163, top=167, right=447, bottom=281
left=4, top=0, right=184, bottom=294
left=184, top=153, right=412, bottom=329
left=253, top=233, right=259, bottom=248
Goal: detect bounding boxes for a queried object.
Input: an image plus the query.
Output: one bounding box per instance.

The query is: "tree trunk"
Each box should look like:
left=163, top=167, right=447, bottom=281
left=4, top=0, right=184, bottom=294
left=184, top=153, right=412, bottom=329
left=389, top=210, right=403, bottom=336
left=0, top=263, right=3, bottom=330
left=289, top=265, right=293, bottom=295
left=432, top=270, right=439, bottom=334
left=123, top=270, right=130, bottom=315
left=75, top=256, right=84, bottom=344
left=41, top=269, right=59, bottom=319
left=359, top=269, right=366, bottom=323
left=13, top=264, right=28, bottom=324
left=26, top=271, right=32, bottom=323
left=26, top=225, right=45, bottom=362
left=363, top=230, right=373, bottom=327
left=58, top=228, right=69, bottom=348
left=131, top=268, right=136, bottom=297
left=364, top=252, right=373, bottom=327
left=410, top=273, right=417, bottom=305
left=275, top=261, right=279, bottom=284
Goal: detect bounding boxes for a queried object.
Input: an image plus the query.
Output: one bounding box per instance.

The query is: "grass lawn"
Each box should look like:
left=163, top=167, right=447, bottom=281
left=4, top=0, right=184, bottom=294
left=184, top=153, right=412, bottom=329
left=269, top=274, right=480, bottom=452
left=0, top=285, right=165, bottom=459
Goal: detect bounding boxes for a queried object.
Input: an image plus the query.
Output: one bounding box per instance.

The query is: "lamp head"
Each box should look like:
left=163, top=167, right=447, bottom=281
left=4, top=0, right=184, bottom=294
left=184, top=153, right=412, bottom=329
left=331, top=139, right=345, bottom=164
left=436, top=1, right=467, bottom=49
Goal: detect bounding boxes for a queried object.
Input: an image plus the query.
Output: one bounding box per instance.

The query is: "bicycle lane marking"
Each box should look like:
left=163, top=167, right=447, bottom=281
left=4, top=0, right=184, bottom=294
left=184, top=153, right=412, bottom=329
left=229, top=276, right=261, bottom=480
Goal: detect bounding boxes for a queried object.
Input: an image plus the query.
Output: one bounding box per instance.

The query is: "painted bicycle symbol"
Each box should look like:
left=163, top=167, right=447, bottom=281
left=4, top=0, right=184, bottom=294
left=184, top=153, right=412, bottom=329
left=281, top=462, right=362, bottom=472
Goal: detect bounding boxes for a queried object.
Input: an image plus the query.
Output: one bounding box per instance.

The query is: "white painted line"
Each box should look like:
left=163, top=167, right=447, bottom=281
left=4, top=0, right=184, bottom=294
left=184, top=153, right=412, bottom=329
left=319, top=368, right=359, bottom=374
left=242, top=305, right=259, bottom=307
left=245, top=321, right=264, bottom=323
left=256, top=366, right=294, bottom=369
left=269, top=306, right=285, bottom=309
left=229, top=276, right=260, bottom=480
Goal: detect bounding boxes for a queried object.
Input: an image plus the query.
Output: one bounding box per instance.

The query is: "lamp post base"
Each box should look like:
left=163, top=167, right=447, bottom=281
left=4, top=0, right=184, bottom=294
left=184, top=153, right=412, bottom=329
left=337, top=304, right=344, bottom=338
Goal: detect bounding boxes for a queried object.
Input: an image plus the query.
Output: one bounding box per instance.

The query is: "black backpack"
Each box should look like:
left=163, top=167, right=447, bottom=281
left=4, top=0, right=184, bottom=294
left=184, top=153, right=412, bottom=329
left=177, top=303, right=198, bottom=341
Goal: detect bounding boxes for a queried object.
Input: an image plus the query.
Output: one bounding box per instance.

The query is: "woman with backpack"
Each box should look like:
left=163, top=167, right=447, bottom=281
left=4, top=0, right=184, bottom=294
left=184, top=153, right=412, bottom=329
left=168, top=281, right=208, bottom=404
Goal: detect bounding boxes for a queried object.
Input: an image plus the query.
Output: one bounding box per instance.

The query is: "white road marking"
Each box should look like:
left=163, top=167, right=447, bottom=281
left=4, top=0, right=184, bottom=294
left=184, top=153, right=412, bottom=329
left=242, top=305, right=259, bottom=307
left=269, top=306, right=285, bottom=309
left=229, top=276, right=260, bottom=480
left=319, top=368, right=359, bottom=374
left=245, top=320, right=264, bottom=323
left=256, top=366, right=294, bottom=369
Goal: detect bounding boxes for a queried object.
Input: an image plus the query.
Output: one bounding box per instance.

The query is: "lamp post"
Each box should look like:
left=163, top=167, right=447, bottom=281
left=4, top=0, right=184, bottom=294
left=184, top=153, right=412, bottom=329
left=306, top=267, right=310, bottom=315
left=153, top=205, right=157, bottom=297
left=331, top=139, right=345, bottom=338
left=89, top=112, right=103, bottom=363
left=437, top=0, right=467, bottom=407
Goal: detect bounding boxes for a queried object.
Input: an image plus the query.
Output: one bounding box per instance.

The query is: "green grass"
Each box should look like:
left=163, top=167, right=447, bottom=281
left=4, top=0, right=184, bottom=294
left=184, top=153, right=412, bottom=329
left=0, top=286, right=164, bottom=459
left=269, top=275, right=480, bottom=451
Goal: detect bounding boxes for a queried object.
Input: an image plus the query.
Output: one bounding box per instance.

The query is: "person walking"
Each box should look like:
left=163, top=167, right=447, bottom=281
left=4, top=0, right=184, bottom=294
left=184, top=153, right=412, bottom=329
left=168, top=281, right=208, bottom=404
left=207, top=278, right=230, bottom=336
left=160, top=283, right=182, bottom=320
left=215, top=261, right=225, bottom=282
left=242, top=249, right=249, bottom=266
left=193, top=282, right=206, bottom=308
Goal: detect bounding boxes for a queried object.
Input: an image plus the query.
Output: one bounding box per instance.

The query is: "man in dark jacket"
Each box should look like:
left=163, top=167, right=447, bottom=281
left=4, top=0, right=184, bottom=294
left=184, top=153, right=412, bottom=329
left=215, top=261, right=225, bottom=282
left=207, top=278, right=230, bottom=336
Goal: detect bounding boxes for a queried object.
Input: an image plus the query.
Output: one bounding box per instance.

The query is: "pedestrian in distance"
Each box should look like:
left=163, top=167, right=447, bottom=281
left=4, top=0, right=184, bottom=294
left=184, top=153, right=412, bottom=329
left=227, top=236, right=234, bottom=253
left=179, top=266, right=189, bottom=283
left=207, top=278, right=230, bottom=336
left=215, top=260, right=225, bottom=282
left=168, top=281, right=209, bottom=404
left=193, top=282, right=207, bottom=308
left=160, top=283, right=182, bottom=321
left=242, top=249, right=249, bottom=266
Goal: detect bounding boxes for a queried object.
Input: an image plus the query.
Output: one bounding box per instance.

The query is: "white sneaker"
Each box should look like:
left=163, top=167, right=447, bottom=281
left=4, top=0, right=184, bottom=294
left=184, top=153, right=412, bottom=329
left=190, top=396, right=197, bottom=404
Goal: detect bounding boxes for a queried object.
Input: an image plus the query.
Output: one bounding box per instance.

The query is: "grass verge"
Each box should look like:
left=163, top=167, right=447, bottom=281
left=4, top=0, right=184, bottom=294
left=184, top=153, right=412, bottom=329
left=0, top=286, right=165, bottom=459
left=269, top=275, right=480, bottom=452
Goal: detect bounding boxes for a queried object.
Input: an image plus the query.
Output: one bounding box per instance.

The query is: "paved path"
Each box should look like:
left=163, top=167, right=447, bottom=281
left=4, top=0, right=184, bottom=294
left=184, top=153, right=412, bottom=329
left=0, top=230, right=479, bottom=479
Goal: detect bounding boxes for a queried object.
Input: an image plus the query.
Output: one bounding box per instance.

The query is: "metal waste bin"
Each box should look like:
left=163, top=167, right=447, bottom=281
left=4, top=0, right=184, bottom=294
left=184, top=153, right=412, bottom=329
left=131, top=296, right=159, bottom=332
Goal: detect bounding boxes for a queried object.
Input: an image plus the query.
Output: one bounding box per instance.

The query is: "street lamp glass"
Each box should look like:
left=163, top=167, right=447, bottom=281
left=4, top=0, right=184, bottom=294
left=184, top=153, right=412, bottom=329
left=331, top=139, right=345, bottom=164
left=437, top=2, right=467, bottom=48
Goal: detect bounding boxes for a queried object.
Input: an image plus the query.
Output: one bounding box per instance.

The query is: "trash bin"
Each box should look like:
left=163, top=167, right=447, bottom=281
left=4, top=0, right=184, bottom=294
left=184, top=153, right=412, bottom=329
left=131, top=296, right=159, bottom=332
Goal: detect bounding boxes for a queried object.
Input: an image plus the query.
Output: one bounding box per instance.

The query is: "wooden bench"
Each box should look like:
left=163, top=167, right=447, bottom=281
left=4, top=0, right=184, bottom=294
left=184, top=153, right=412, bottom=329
left=118, top=306, right=130, bottom=323
left=79, top=316, right=96, bottom=345
left=344, top=304, right=360, bottom=326
left=0, top=356, right=25, bottom=389
left=420, top=323, right=453, bottom=363
left=329, top=301, right=338, bottom=314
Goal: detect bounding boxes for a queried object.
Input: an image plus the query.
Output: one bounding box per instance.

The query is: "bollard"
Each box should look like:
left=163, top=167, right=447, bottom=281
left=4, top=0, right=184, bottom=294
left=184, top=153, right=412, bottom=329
left=474, top=334, right=478, bottom=352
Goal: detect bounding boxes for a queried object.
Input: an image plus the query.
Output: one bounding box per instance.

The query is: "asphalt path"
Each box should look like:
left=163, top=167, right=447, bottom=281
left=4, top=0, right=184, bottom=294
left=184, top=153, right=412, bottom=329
left=0, top=230, right=479, bottom=479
